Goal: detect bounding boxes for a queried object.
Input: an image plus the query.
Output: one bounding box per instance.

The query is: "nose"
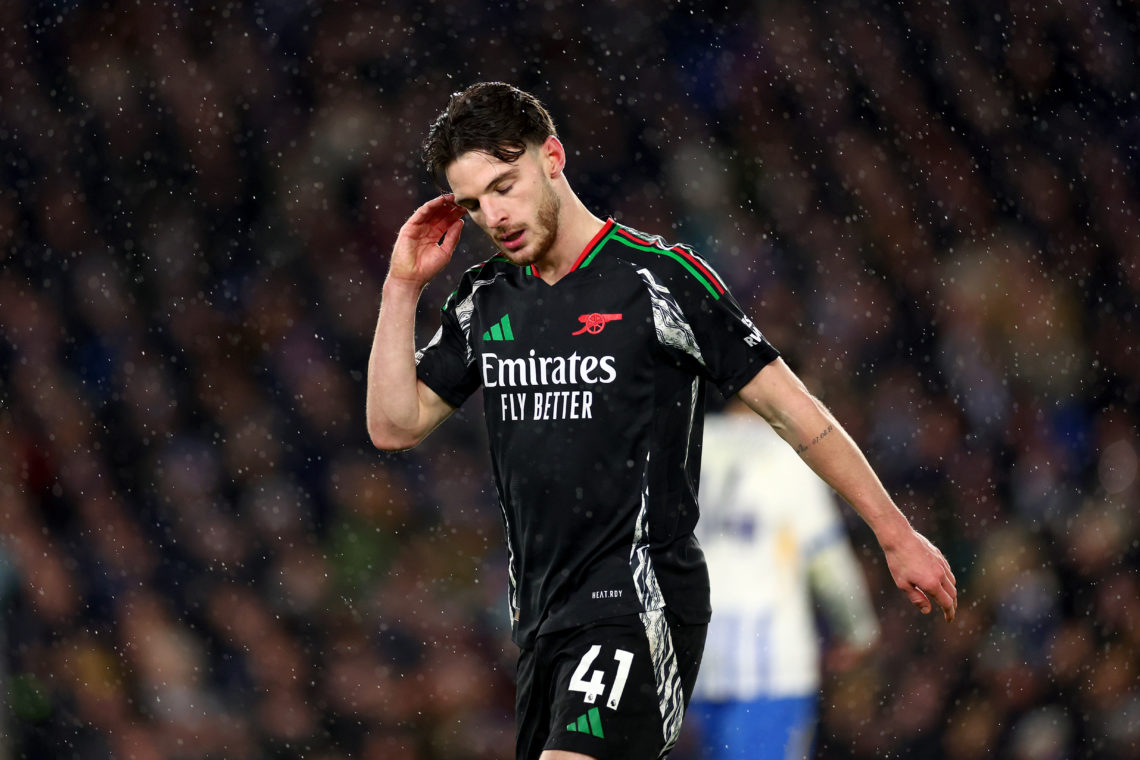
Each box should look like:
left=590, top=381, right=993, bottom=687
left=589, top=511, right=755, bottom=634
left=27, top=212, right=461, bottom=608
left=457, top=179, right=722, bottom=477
left=482, top=196, right=508, bottom=228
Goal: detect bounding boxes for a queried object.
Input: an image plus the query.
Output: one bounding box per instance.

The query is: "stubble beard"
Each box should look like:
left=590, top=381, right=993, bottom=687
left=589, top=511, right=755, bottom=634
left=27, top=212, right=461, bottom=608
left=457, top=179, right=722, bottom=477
left=505, top=181, right=561, bottom=268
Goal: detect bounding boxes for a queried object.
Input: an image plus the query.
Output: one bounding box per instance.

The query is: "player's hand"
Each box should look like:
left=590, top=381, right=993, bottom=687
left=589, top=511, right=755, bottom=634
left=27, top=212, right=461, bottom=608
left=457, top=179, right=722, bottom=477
left=387, top=194, right=467, bottom=288
left=883, top=528, right=957, bottom=622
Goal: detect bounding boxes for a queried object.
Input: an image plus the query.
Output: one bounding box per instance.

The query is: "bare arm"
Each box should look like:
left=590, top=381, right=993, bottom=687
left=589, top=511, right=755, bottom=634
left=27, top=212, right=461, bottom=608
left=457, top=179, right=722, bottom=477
left=738, top=358, right=958, bottom=621
left=366, top=195, right=467, bottom=450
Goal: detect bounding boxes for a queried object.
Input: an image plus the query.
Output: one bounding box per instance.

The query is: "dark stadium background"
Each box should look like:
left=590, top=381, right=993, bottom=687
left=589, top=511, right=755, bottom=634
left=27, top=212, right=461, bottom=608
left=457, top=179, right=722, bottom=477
left=1, top=0, right=1137, bottom=758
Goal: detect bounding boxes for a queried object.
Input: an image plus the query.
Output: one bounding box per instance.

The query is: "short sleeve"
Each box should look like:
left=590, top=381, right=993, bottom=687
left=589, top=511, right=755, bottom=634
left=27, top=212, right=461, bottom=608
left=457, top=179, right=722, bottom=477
left=415, top=281, right=482, bottom=408
left=633, top=242, right=779, bottom=397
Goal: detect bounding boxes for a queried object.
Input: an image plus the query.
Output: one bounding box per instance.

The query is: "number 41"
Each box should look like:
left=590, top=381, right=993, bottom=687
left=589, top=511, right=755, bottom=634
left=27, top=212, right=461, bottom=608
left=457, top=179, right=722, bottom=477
left=569, top=646, right=634, bottom=709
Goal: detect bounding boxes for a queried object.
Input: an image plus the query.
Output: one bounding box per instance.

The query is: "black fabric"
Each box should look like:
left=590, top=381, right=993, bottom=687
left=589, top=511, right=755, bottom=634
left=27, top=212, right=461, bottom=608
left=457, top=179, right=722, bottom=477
left=416, top=222, right=780, bottom=647
left=515, top=612, right=708, bottom=760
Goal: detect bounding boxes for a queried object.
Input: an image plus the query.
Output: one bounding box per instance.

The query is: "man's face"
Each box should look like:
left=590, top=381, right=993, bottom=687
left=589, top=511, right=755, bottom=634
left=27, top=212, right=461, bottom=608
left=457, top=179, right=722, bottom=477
left=446, top=144, right=561, bottom=268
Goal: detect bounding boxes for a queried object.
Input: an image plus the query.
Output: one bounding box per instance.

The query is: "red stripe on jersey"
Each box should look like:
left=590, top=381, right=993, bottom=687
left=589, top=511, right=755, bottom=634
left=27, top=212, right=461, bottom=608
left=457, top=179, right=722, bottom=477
left=615, top=228, right=726, bottom=293
left=569, top=218, right=616, bottom=272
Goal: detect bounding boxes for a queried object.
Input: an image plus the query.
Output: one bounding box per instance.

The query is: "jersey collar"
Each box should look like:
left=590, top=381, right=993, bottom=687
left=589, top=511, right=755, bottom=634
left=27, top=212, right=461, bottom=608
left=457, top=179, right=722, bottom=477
left=529, top=218, right=616, bottom=277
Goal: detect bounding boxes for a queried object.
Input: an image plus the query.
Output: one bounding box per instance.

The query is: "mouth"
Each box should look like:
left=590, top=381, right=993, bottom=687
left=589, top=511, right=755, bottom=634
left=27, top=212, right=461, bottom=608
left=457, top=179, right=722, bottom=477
left=499, top=229, right=526, bottom=251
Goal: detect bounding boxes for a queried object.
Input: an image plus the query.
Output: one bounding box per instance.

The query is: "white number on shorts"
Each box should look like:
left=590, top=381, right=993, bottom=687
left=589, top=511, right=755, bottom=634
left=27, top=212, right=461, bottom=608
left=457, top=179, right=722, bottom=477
left=607, top=649, right=634, bottom=709
left=569, top=646, right=636, bottom=709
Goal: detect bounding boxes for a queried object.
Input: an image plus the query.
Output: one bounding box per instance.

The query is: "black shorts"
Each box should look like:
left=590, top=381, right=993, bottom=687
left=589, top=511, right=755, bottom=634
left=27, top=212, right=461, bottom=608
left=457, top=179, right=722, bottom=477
left=515, top=610, right=707, bottom=760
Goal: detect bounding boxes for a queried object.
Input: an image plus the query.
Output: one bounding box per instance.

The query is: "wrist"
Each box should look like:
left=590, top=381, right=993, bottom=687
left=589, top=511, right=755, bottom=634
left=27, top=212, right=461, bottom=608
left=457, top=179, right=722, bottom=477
left=872, top=511, right=914, bottom=552
left=382, top=276, right=428, bottom=299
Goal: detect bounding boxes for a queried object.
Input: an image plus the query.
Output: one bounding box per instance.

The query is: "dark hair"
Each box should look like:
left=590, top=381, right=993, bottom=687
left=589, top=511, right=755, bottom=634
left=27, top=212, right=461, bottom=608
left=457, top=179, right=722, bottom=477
left=421, top=82, right=558, bottom=189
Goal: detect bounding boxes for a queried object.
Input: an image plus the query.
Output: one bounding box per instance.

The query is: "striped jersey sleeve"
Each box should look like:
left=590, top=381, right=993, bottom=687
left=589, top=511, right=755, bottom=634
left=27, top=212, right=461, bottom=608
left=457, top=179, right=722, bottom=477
left=414, top=261, right=498, bottom=407
left=610, top=225, right=780, bottom=397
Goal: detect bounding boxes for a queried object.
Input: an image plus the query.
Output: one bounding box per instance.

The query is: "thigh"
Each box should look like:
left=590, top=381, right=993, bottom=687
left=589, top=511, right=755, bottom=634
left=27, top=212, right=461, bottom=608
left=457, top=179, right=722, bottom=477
left=543, top=611, right=706, bottom=760
left=516, top=644, right=551, bottom=760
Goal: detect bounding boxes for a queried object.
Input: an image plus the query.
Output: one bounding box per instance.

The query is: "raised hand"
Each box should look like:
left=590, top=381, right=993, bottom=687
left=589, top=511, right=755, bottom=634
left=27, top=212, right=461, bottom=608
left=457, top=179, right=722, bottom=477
left=388, top=194, right=468, bottom=287
left=883, top=529, right=958, bottom=622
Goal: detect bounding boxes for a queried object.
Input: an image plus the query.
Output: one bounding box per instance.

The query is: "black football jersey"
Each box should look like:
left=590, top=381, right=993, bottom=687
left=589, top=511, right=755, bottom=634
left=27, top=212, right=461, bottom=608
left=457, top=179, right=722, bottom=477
left=415, top=219, right=780, bottom=647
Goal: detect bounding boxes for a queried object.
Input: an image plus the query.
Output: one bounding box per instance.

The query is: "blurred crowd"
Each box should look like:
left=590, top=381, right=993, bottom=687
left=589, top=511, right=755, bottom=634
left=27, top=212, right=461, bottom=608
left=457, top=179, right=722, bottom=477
left=0, top=0, right=1137, bottom=758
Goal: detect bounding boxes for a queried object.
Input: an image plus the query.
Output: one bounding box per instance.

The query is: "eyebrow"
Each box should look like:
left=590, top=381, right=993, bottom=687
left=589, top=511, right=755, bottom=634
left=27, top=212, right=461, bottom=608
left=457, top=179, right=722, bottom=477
left=453, top=168, right=518, bottom=207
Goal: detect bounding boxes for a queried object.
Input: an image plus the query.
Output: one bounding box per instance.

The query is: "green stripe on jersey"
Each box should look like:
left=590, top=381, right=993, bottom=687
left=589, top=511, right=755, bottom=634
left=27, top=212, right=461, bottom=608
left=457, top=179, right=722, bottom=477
left=579, top=227, right=620, bottom=269
left=610, top=235, right=722, bottom=299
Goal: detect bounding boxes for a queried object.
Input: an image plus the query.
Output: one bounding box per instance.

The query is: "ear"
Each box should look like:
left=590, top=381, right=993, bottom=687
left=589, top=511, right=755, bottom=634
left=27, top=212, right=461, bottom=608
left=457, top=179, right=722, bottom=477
left=541, top=136, right=566, bottom=178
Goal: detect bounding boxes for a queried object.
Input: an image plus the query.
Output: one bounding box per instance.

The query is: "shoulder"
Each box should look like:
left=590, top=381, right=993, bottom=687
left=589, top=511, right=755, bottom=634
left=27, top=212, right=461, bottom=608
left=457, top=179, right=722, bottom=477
left=442, top=256, right=516, bottom=311
left=604, top=223, right=728, bottom=300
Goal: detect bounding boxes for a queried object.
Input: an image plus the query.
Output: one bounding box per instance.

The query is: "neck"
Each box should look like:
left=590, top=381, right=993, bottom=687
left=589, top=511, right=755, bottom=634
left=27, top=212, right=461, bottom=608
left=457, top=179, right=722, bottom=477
left=536, top=192, right=606, bottom=285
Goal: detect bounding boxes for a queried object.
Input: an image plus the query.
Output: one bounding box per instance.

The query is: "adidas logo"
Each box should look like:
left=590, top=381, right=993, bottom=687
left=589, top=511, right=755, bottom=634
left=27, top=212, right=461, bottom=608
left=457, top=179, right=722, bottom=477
left=483, top=314, right=515, bottom=341
left=565, top=706, right=604, bottom=738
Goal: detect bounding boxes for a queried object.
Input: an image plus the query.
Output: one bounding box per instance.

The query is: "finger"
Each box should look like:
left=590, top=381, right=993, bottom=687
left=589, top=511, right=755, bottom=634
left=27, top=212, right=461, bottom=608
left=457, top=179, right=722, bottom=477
left=941, top=563, right=958, bottom=597
left=444, top=202, right=468, bottom=223
left=942, top=578, right=958, bottom=617
left=930, top=582, right=956, bottom=622
left=417, top=203, right=467, bottom=243
left=411, top=194, right=451, bottom=217
left=932, top=549, right=956, bottom=587
left=905, top=585, right=933, bottom=615
left=436, top=198, right=468, bottom=222
left=428, top=205, right=465, bottom=238
left=436, top=194, right=467, bottom=219
left=438, top=217, right=464, bottom=255
left=408, top=194, right=464, bottom=228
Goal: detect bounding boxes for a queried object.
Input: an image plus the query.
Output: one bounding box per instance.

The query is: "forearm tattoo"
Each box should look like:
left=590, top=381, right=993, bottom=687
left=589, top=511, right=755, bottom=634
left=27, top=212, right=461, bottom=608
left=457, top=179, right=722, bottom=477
left=796, top=423, right=834, bottom=454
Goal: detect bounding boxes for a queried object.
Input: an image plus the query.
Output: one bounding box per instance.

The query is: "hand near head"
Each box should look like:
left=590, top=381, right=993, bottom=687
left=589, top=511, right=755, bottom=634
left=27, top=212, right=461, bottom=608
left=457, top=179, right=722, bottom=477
left=883, top=528, right=958, bottom=622
left=388, top=194, right=467, bottom=288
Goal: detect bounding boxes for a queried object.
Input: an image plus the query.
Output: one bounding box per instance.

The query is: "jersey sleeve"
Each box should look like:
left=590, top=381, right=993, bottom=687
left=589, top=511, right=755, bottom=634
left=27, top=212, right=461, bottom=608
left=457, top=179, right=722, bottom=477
left=414, top=274, right=483, bottom=408
left=634, top=241, right=780, bottom=397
